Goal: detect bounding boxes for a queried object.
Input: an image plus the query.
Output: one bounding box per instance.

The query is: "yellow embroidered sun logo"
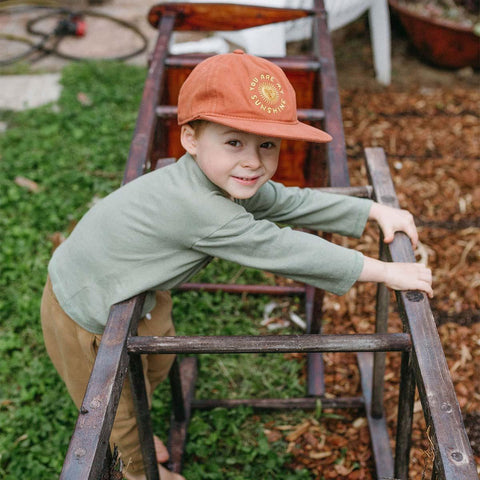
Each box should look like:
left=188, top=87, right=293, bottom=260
left=259, top=82, right=280, bottom=105
left=249, top=74, right=287, bottom=115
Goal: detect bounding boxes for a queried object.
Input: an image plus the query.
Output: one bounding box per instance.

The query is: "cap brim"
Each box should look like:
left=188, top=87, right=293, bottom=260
left=191, top=114, right=332, bottom=144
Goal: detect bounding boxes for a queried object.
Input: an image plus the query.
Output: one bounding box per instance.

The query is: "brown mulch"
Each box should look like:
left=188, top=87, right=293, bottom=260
left=268, top=86, right=480, bottom=478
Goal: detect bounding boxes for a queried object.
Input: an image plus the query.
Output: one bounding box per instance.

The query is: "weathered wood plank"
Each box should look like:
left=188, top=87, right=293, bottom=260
left=129, top=352, right=160, bottom=480
left=148, top=3, right=313, bottom=31
left=177, top=283, right=306, bottom=295
left=313, top=5, right=348, bottom=186
left=395, top=350, right=416, bottom=480
left=164, top=55, right=322, bottom=72
left=305, top=284, right=326, bottom=396
left=358, top=352, right=394, bottom=478
left=60, top=294, right=146, bottom=480
left=127, top=333, right=411, bottom=354
left=191, top=396, right=364, bottom=410
left=371, top=240, right=389, bottom=419
left=123, top=15, right=175, bottom=184
left=156, top=104, right=326, bottom=122
left=167, top=357, right=198, bottom=474
left=365, top=147, right=477, bottom=479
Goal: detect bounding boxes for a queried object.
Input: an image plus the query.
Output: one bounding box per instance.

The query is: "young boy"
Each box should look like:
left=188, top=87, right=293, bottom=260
left=41, top=50, right=432, bottom=480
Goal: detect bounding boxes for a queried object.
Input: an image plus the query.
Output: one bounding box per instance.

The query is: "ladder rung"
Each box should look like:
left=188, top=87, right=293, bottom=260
left=192, top=396, right=364, bottom=410
left=165, top=55, right=321, bottom=72
left=313, top=185, right=373, bottom=198
left=177, top=283, right=306, bottom=295
left=128, top=333, right=412, bottom=354
left=155, top=105, right=325, bottom=122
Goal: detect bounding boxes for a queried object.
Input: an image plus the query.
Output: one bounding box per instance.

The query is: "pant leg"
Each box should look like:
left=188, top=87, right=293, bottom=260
left=40, top=275, right=99, bottom=409
left=41, top=277, right=175, bottom=474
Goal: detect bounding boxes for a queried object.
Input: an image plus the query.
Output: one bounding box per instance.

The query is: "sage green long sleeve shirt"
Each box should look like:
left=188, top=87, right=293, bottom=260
left=49, top=153, right=372, bottom=334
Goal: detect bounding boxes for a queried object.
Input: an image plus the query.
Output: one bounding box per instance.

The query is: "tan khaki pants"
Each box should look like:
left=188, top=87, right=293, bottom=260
left=40, top=276, right=176, bottom=473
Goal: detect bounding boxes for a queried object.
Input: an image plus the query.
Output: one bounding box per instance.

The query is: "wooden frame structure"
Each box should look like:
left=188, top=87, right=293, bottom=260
left=59, top=2, right=476, bottom=479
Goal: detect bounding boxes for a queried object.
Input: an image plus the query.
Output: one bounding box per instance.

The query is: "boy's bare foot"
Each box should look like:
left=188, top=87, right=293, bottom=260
left=124, top=464, right=185, bottom=480
left=123, top=436, right=182, bottom=480
left=154, top=435, right=169, bottom=464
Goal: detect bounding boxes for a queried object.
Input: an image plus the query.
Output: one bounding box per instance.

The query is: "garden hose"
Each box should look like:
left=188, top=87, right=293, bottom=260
left=0, top=32, right=41, bottom=64
left=0, top=3, right=149, bottom=65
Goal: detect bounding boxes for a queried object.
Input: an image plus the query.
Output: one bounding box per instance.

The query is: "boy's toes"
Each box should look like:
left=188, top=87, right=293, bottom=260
left=154, top=435, right=170, bottom=463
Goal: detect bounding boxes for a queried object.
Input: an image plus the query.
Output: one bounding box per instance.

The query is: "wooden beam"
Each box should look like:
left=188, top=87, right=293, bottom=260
left=148, top=3, right=313, bottom=31
left=365, top=147, right=477, bottom=479
left=123, top=15, right=176, bottom=184
left=60, top=294, right=146, bottom=480
left=127, top=333, right=411, bottom=354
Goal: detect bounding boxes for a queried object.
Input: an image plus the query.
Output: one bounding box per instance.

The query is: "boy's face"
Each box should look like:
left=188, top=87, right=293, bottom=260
left=181, top=122, right=281, bottom=200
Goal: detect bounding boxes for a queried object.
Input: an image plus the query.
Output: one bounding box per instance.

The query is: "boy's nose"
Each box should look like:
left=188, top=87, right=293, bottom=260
left=241, top=148, right=262, bottom=169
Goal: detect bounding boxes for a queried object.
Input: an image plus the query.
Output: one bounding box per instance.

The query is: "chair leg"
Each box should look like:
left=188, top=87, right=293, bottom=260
left=368, top=0, right=391, bottom=85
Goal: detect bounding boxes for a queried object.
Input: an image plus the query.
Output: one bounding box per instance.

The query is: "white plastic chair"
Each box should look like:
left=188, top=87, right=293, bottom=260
left=308, top=0, right=392, bottom=85
left=168, top=0, right=391, bottom=85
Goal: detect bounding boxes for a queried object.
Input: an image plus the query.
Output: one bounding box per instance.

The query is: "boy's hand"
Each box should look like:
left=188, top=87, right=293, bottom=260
left=384, top=262, right=433, bottom=298
left=359, top=257, right=433, bottom=298
left=369, top=203, right=418, bottom=249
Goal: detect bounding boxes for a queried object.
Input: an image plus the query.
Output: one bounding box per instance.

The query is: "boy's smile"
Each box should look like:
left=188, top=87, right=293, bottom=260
left=181, top=122, right=281, bottom=200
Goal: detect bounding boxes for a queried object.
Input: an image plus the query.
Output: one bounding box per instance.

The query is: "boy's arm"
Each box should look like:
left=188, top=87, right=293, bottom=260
left=244, top=181, right=372, bottom=238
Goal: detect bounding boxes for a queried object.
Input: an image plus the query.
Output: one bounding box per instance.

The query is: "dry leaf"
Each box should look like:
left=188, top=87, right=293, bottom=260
left=15, top=176, right=39, bottom=192
left=77, top=92, right=93, bottom=106
left=285, top=420, right=311, bottom=442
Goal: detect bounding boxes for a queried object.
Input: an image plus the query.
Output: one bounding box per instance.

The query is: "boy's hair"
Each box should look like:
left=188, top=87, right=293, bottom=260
left=177, top=50, right=332, bottom=144
left=188, top=119, right=209, bottom=135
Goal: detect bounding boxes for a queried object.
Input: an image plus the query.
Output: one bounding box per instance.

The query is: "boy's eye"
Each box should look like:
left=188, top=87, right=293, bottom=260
left=227, top=140, right=241, bottom=147
left=261, top=141, right=276, bottom=149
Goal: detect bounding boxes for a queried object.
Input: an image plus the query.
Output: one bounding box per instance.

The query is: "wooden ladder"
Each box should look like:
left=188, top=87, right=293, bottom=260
left=59, top=3, right=476, bottom=479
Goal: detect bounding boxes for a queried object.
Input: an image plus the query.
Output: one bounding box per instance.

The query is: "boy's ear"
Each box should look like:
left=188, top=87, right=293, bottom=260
left=180, top=124, right=197, bottom=156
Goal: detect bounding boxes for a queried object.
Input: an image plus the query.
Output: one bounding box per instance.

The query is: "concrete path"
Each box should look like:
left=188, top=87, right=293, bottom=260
left=0, top=0, right=160, bottom=111
left=0, top=73, right=62, bottom=111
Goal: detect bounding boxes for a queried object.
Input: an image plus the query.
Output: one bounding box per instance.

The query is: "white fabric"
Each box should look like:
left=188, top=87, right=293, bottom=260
left=168, top=0, right=391, bottom=85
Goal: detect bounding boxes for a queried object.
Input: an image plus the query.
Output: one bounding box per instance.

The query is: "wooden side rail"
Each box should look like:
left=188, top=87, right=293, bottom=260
left=313, top=7, right=348, bottom=186
left=60, top=294, right=147, bottom=480
left=123, top=14, right=176, bottom=185
left=365, top=147, right=477, bottom=479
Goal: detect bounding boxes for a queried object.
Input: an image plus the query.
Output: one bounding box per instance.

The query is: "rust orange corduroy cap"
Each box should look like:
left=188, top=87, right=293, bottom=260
left=177, top=50, right=332, bottom=143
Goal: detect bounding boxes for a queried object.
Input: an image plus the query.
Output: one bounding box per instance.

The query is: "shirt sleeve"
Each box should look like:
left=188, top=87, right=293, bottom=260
left=241, top=181, right=373, bottom=238
left=191, top=209, right=364, bottom=296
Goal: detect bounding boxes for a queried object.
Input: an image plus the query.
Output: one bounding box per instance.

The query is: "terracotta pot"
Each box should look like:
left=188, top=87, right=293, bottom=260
left=389, top=0, right=480, bottom=68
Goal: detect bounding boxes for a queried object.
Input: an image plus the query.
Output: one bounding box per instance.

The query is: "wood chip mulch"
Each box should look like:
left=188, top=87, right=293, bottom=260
left=268, top=86, right=479, bottom=479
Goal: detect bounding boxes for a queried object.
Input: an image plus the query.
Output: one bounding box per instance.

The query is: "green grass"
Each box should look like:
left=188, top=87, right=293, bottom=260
left=0, top=61, right=313, bottom=479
